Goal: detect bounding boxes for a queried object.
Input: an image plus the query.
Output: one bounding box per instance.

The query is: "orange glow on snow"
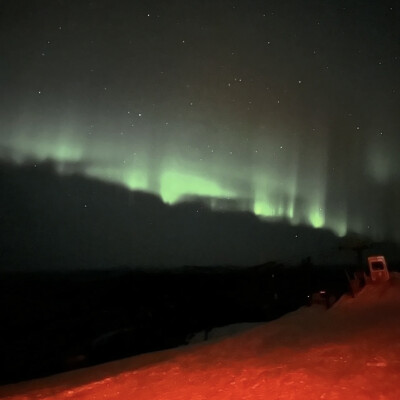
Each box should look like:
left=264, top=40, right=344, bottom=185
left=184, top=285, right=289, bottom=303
left=1, top=276, right=400, bottom=400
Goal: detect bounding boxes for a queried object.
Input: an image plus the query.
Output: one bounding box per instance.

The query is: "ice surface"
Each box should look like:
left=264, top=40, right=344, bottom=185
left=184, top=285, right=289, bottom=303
left=2, top=274, right=400, bottom=399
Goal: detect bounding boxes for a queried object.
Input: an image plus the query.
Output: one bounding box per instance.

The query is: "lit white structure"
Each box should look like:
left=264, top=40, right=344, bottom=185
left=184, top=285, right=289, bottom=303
left=368, top=255, right=390, bottom=282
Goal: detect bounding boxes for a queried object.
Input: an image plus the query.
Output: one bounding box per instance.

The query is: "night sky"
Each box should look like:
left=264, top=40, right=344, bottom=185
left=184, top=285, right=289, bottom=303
left=1, top=1, right=400, bottom=268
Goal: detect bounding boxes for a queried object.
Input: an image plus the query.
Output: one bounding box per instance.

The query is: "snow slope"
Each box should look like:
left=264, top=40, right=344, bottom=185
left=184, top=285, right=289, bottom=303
left=2, top=274, right=400, bottom=400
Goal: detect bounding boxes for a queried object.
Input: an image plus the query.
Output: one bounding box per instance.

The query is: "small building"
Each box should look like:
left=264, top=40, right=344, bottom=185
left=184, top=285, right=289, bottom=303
left=368, top=255, right=390, bottom=282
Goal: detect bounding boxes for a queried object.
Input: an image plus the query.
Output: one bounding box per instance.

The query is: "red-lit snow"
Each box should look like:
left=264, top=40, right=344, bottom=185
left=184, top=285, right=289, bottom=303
left=2, top=274, right=400, bottom=400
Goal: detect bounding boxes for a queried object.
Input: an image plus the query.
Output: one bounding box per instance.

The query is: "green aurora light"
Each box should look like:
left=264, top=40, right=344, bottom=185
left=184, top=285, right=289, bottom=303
left=1, top=130, right=358, bottom=238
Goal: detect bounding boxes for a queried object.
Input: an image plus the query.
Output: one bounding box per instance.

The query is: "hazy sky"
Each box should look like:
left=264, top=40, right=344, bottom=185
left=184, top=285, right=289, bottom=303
left=1, top=0, right=399, bottom=244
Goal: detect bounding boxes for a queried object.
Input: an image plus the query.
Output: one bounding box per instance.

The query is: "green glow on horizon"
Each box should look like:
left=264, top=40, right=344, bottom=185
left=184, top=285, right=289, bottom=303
left=86, top=166, right=149, bottom=191
left=254, top=199, right=277, bottom=217
left=160, top=169, right=236, bottom=204
left=253, top=193, right=294, bottom=219
left=251, top=167, right=298, bottom=221
left=309, top=207, right=325, bottom=228
left=125, top=170, right=149, bottom=191
left=285, top=184, right=296, bottom=221
left=252, top=177, right=278, bottom=218
left=2, top=130, right=370, bottom=240
left=11, top=132, right=84, bottom=163
left=333, top=220, right=348, bottom=237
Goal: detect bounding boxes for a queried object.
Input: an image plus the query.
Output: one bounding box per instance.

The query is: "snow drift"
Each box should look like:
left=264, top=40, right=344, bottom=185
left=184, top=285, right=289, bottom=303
left=2, top=273, right=400, bottom=400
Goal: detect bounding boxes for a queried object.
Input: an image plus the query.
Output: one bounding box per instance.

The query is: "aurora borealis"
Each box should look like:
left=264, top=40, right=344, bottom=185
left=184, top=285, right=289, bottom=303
left=1, top=0, right=400, bottom=251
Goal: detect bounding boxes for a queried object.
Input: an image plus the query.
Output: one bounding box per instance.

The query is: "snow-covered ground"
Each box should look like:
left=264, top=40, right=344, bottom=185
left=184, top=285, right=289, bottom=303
left=2, top=274, right=400, bottom=400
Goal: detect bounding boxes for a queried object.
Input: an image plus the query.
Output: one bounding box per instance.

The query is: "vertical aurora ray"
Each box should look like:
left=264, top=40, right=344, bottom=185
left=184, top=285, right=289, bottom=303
left=251, top=172, right=297, bottom=221
left=305, top=166, right=327, bottom=230
left=366, top=139, right=393, bottom=185
left=250, top=131, right=300, bottom=222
